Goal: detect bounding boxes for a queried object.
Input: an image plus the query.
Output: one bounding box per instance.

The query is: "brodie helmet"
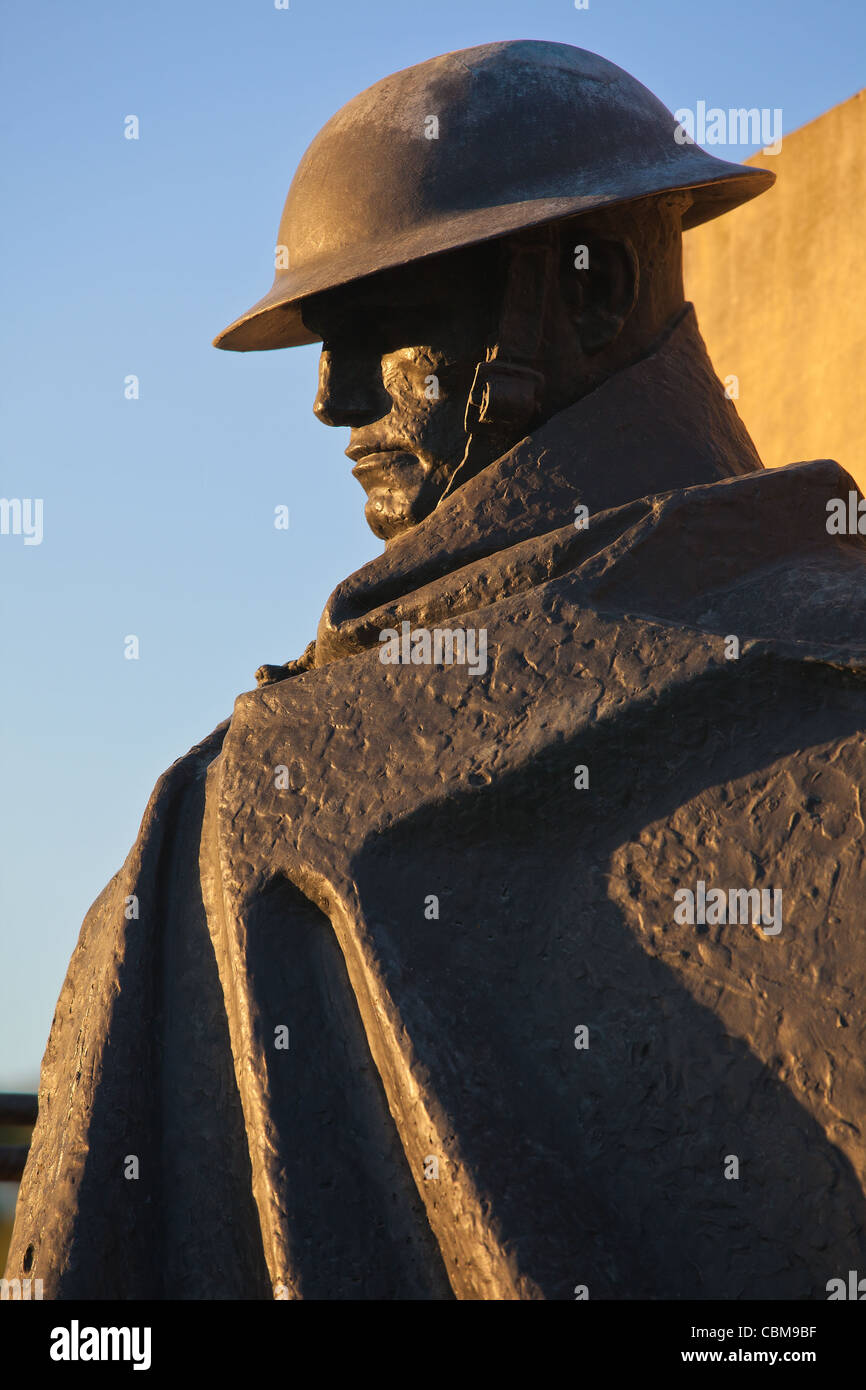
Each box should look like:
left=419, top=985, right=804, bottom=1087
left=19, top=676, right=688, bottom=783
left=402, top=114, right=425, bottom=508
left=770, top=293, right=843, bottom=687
left=214, top=40, right=773, bottom=354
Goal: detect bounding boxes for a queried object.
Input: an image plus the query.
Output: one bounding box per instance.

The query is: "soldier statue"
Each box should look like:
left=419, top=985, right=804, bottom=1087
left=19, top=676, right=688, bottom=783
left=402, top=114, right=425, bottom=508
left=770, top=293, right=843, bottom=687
left=8, top=41, right=866, bottom=1301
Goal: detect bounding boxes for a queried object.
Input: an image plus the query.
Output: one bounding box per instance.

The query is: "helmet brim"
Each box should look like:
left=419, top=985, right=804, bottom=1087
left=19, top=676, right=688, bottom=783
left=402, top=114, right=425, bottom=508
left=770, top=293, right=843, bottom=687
left=213, top=160, right=774, bottom=353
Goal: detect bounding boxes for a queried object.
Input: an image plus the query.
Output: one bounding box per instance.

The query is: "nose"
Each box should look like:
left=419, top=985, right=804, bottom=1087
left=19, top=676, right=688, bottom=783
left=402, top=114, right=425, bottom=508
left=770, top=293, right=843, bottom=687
left=313, top=348, right=390, bottom=427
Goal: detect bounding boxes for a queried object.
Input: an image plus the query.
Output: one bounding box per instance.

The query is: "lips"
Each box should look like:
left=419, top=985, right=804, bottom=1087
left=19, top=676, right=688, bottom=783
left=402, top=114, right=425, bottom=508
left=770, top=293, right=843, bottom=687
left=345, top=440, right=398, bottom=464
left=350, top=450, right=399, bottom=481
left=349, top=449, right=422, bottom=496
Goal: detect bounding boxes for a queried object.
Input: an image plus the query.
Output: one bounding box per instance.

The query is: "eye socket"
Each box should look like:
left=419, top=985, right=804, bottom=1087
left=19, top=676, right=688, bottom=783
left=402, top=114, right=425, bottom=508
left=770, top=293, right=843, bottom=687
left=315, top=298, right=481, bottom=377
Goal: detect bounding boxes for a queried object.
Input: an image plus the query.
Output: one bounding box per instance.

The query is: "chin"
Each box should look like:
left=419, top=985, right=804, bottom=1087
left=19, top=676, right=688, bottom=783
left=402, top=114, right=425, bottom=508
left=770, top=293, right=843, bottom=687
left=363, top=487, right=423, bottom=541
left=361, top=463, right=456, bottom=541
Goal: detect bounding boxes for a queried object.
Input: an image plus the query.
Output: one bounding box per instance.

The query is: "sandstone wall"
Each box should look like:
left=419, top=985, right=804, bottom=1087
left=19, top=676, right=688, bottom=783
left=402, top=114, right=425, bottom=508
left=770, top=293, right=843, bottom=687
left=684, top=89, right=865, bottom=492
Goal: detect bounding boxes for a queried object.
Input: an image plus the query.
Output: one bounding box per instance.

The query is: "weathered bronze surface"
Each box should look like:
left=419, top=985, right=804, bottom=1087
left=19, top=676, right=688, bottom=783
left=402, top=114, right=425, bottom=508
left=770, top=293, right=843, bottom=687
left=7, top=41, right=866, bottom=1301
left=213, top=41, right=773, bottom=352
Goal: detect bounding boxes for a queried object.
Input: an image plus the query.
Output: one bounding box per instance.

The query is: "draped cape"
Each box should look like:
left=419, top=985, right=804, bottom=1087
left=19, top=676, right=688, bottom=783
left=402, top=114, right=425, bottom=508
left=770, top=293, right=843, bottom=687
left=9, top=307, right=866, bottom=1299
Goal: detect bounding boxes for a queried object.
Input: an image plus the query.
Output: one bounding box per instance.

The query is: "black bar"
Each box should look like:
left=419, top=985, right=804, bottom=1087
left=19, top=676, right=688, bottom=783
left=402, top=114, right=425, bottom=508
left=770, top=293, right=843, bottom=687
left=0, top=1300, right=860, bottom=1376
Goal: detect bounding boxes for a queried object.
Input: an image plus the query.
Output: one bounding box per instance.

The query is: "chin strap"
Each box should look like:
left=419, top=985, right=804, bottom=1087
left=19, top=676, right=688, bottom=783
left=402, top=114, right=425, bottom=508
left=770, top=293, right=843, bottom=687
left=441, top=225, right=557, bottom=501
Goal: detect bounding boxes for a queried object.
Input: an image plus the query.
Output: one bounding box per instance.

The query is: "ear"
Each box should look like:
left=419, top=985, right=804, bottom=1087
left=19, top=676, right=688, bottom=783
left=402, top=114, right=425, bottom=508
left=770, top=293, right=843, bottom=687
left=561, top=236, right=639, bottom=356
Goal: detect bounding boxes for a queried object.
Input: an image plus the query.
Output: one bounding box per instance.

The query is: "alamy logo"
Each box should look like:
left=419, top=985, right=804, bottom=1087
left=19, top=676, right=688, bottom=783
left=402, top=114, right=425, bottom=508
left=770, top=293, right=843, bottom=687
left=674, top=881, right=782, bottom=935
left=50, top=1320, right=152, bottom=1371
left=1, top=1277, right=43, bottom=1300
left=379, top=620, right=488, bottom=676
left=674, top=102, right=783, bottom=154
left=826, top=1271, right=866, bottom=1300
left=826, top=492, right=866, bottom=534
left=0, top=497, right=43, bottom=545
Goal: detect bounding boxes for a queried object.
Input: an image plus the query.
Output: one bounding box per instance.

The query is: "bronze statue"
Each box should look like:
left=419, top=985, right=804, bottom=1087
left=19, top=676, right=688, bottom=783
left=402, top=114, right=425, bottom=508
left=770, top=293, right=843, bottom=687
left=8, top=40, right=866, bottom=1301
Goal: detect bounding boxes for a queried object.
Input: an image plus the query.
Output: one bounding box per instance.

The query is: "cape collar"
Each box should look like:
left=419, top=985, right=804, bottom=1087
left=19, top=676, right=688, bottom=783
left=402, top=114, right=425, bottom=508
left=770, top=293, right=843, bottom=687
left=315, top=304, right=763, bottom=664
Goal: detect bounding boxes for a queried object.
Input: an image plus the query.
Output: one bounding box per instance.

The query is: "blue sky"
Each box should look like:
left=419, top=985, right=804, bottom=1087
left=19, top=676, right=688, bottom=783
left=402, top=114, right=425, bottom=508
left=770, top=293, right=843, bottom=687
left=1, top=0, right=863, bottom=1092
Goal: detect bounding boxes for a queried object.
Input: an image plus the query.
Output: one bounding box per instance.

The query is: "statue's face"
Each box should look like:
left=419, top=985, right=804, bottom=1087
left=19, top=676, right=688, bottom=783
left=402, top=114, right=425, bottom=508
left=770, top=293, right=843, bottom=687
left=303, top=252, right=497, bottom=541
left=301, top=222, right=661, bottom=541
